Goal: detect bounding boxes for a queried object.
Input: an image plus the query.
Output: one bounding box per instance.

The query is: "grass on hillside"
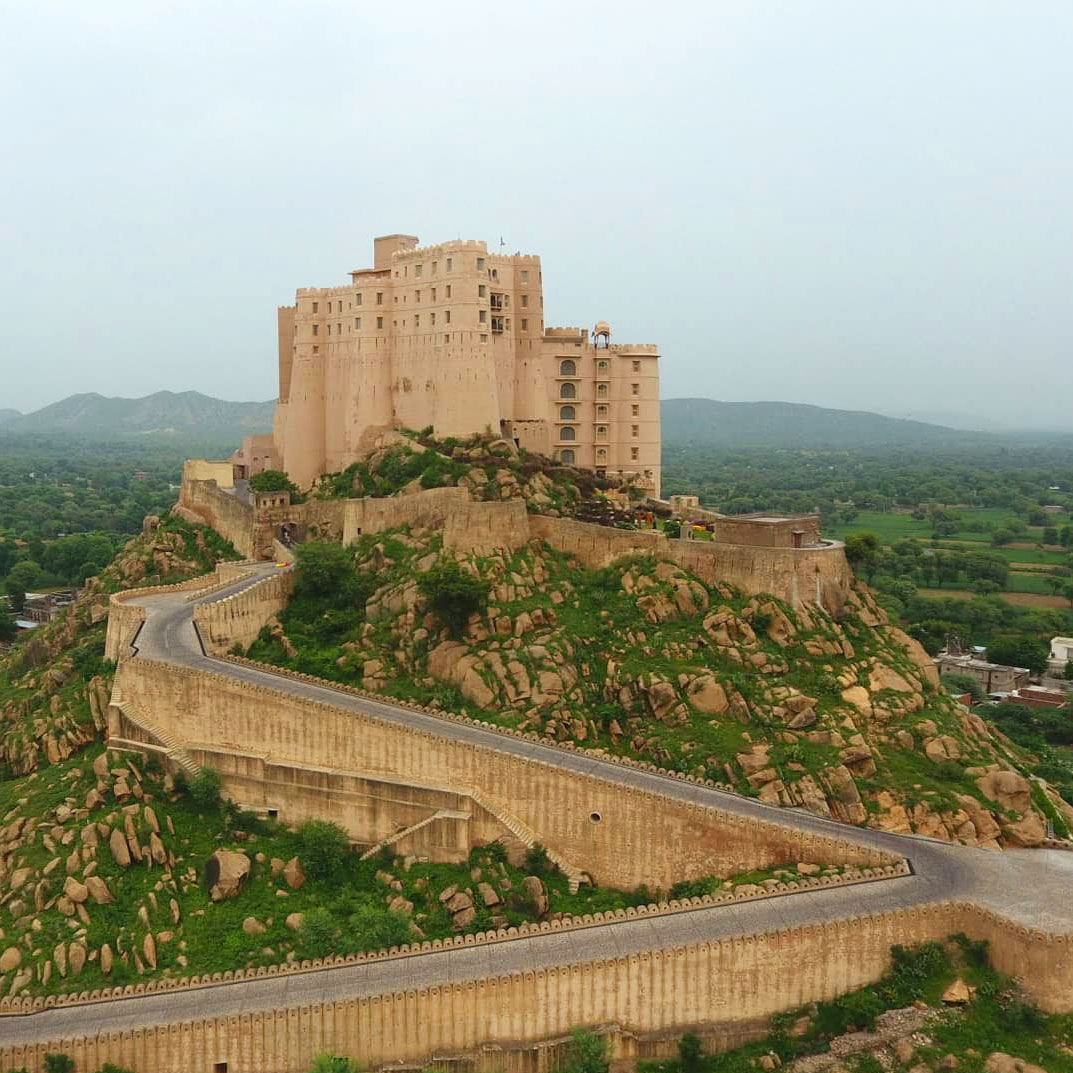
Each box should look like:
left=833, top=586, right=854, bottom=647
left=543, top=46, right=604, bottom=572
left=641, top=936, right=1073, bottom=1073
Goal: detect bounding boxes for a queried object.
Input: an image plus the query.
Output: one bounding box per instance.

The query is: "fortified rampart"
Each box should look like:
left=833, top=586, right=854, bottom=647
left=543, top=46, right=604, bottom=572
left=2, top=902, right=1069, bottom=1073
left=177, top=475, right=851, bottom=612
left=193, top=571, right=295, bottom=655
left=110, top=657, right=890, bottom=890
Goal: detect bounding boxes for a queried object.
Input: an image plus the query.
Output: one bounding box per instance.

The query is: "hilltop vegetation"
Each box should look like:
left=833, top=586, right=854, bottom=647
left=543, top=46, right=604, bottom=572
left=247, top=526, right=1071, bottom=848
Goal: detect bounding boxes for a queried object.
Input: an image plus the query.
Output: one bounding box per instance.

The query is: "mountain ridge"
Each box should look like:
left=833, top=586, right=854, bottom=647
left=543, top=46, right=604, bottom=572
left=2, top=390, right=275, bottom=440
left=661, top=397, right=984, bottom=449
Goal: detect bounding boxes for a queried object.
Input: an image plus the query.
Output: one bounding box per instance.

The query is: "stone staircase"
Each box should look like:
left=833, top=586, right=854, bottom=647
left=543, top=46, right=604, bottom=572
left=466, top=787, right=588, bottom=892
left=359, top=809, right=469, bottom=861
left=110, top=697, right=200, bottom=781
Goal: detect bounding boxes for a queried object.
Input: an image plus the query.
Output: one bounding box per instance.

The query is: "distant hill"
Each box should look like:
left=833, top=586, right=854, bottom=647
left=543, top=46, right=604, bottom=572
left=3, top=391, right=275, bottom=442
left=661, top=398, right=981, bottom=449
left=0, top=409, right=20, bottom=426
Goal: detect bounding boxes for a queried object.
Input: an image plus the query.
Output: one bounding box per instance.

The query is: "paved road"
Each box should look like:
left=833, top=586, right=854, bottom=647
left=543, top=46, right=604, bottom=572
left=3, top=567, right=1071, bottom=1047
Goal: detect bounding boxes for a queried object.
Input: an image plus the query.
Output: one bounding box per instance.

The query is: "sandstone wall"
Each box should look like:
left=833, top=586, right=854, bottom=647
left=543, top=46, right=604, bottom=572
left=3, top=903, right=1069, bottom=1073
left=180, top=477, right=256, bottom=559
left=529, top=517, right=851, bottom=612
left=341, top=486, right=469, bottom=545
left=114, top=659, right=891, bottom=891
left=443, top=499, right=529, bottom=554
left=181, top=460, right=234, bottom=488
left=192, top=571, right=295, bottom=656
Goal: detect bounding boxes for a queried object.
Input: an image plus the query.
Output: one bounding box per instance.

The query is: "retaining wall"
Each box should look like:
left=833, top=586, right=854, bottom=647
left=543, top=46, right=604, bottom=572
left=113, top=658, right=892, bottom=891
left=192, top=570, right=294, bottom=655
left=2, top=903, right=1069, bottom=1073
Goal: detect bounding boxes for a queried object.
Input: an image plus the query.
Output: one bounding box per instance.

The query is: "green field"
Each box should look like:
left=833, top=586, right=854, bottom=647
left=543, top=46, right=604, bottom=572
left=827, top=508, right=1070, bottom=546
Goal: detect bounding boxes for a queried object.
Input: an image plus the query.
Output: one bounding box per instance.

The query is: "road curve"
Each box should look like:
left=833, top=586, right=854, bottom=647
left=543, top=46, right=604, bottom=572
left=3, top=566, right=1071, bottom=1048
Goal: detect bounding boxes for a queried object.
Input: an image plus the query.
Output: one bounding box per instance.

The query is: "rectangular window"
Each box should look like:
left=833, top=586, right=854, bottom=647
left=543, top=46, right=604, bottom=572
left=430, top=312, right=436, bottom=325
left=479, top=309, right=487, bottom=323
left=355, top=293, right=363, bottom=306
left=337, top=323, right=341, bottom=334
left=311, top=301, right=318, bottom=313
left=445, top=284, right=452, bottom=298
left=631, top=383, right=640, bottom=396
left=597, top=405, right=608, bottom=417
left=327, top=301, right=332, bottom=313
left=415, top=264, right=423, bottom=277
left=521, top=270, right=528, bottom=283
left=355, top=317, right=362, bottom=329
left=376, top=292, right=383, bottom=305
left=480, top=333, right=488, bottom=342
left=477, top=257, right=485, bottom=271
left=478, top=284, right=487, bottom=298
left=631, top=447, right=640, bottom=461
left=631, top=404, right=639, bottom=416
left=312, top=324, right=318, bottom=336
left=632, top=360, right=641, bottom=372
left=376, top=316, right=384, bottom=329
left=444, top=333, right=450, bottom=343
left=432, top=261, right=437, bottom=274
left=326, top=324, right=331, bottom=335
left=414, top=314, right=420, bottom=327
left=431, top=287, right=437, bottom=301
left=446, top=257, right=453, bottom=271
left=521, top=319, right=528, bottom=331
left=415, top=290, right=421, bottom=302
left=312, top=345, right=319, bottom=354
left=632, top=425, right=639, bottom=437
left=445, top=310, right=451, bottom=324
left=521, top=295, right=529, bottom=307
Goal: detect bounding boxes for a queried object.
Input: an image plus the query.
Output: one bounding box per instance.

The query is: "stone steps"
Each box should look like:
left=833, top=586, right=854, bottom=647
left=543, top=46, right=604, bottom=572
left=466, top=787, right=587, bottom=892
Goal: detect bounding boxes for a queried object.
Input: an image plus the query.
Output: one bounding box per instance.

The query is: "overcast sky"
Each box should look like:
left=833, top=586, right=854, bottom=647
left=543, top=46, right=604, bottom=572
left=2, top=1, right=1070, bottom=429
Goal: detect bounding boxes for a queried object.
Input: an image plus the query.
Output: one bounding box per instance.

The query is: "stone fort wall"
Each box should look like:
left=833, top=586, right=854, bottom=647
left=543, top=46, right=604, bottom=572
left=178, top=476, right=851, bottom=612
left=112, top=657, right=891, bottom=891
left=2, top=903, right=1069, bottom=1073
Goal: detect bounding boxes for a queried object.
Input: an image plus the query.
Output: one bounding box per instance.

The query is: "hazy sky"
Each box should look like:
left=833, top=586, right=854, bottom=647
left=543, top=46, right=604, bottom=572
left=2, top=1, right=1071, bottom=428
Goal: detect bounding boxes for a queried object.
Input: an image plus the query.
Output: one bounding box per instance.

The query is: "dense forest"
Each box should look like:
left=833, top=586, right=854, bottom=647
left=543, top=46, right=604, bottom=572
left=0, top=434, right=200, bottom=604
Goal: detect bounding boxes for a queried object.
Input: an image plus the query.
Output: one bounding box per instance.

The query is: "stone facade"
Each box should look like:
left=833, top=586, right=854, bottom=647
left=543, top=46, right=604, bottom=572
left=245, top=234, right=660, bottom=495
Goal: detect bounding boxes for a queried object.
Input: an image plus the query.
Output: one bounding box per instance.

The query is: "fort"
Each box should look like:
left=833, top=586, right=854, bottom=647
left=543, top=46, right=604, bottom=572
left=232, top=234, right=662, bottom=496
left=2, top=559, right=1072, bottom=1073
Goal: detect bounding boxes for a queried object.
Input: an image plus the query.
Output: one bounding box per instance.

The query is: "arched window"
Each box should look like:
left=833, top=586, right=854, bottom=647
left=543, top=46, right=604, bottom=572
left=560, top=359, right=576, bottom=376
left=559, top=405, right=575, bottom=420
left=596, top=448, right=607, bottom=461
left=596, top=383, right=608, bottom=398
left=560, top=449, right=575, bottom=464
left=560, top=382, right=576, bottom=400
left=560, top=426, right=576, bottom=441
left=597, top=360, right=609, bottom=373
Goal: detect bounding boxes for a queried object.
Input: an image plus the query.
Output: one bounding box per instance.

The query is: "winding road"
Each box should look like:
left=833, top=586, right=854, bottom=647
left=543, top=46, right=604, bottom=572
left=2, top=565, right=1072, bottom=1051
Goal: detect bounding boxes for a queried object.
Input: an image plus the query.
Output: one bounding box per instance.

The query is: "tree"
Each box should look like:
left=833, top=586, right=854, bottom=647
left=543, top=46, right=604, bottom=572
left=986, top=635, right=1048, bottom=675
left=1044, top=527, right=1059, bottom=546
left=297, top=819, right=351, bottom=881
left=565, top=1029, right=608, bottom=1073
left=678, top=1033, right=704, bottom=1073
left=293, top=541, right=358, bottom=602
left=417, top=559, right=490, bottom=637
left=940, top=672, right=985, bottom=703
left=1064, top=581, right=1073, bottom=609
left=44, top=1057, right=75, bottom=1073
left=249, top=469, right=300, bottom=496
left=844, top=532, right=879, bottom=574
left=0, top=615, right=16, bottom=643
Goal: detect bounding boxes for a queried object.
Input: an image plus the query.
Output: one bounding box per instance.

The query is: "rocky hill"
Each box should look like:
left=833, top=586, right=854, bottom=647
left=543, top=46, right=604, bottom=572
left=0, top=515, right=239, bottom=778
left=249, top=521, right=1072, bottom=851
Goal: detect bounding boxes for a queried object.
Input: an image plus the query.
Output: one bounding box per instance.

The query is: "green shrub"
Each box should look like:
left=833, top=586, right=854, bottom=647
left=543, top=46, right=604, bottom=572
left=940, top=672, right=985, bottom=703
left=310, top=1054, right=361, bottom=1073
left=565, top=1029, right=608, bottom=1073
left=188, top=767, right=222, bottom=810
left=44, top=1057, right=75, bottom=1073
left=523, top=843, right=552, bottom=876
left=300, top=908, right=338, bottom=958
left=678, top=1033, right=703, bottom=1073
left=417, top=559, right=490, bottom=637
left=296, top=819, right=351, bottom=881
